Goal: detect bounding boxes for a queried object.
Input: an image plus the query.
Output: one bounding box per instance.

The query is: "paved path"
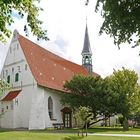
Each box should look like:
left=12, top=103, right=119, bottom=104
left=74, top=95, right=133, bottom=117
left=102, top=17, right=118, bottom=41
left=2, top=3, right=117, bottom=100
left=88, top=133, right=140, bottom=137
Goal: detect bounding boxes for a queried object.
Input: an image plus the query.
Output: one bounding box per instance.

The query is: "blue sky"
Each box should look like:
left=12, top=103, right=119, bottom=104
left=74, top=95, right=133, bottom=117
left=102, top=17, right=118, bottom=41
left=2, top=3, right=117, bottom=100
left=0, top=0, right=140, bottom=80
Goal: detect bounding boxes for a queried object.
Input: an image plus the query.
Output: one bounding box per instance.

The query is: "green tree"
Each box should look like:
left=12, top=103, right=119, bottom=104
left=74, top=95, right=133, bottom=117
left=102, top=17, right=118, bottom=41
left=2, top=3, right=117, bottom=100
left=96, top=0, right=140, bottom=48
left=128, top=85, right=140, bottom=127
left=0, top=79, right=11, bottom=96
left=108, top=68, right=139, bottom=130
left=74, top=106, right=90, bottom=136
left=0, top=79, right=11, bottom=117
left=129, top=85, right=140, bottom=114
left=61, top=74, right=116, bottom=127
left=0, top=0, right=48, bottom=43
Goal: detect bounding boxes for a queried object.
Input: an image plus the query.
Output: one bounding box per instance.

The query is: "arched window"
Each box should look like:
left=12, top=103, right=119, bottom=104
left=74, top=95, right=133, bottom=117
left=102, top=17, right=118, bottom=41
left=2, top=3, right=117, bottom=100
left=85, top=56, right=89, bottom=64
left=48, top=96, right=53, bottom=119
left=15, top=73, right=19, bottom=82
left=7, top=75, right=10, bottom=83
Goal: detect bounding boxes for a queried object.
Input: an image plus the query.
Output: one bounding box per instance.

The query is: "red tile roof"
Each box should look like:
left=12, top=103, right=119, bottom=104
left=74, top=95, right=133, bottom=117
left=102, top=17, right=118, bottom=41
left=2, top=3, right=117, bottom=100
left=1, top=90, right=21, bottom=101
left=18, top=35, right=99, bottom=91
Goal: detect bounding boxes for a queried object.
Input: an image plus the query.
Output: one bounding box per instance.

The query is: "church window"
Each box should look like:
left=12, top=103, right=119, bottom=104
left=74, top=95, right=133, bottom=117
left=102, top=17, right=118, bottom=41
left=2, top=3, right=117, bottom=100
left=12, top=67, right=14, bottom=74
left=85, top=58, right=89, bottom=63
left=25, top=64, right=28, bottom=70
left=48, top=96, right=53, bottom=119
left=7, top=75, right=10, bottom=83
left=15, top=73, right=19, bottom=82
left=1, top=108, right=4, bottom=113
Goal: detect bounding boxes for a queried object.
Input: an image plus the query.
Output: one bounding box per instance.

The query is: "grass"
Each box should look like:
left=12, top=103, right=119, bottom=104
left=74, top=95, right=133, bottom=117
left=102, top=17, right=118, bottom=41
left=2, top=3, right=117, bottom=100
left=0, top=132, right=140, bottom=140
left=0, top=127, right=140, bottom=140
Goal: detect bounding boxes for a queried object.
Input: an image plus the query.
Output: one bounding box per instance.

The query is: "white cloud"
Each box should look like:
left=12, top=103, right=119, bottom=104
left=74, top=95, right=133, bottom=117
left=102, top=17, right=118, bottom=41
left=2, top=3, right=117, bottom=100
left=0, top=0, right=140, bottom=80
left=0, top=42, right=9, bottom=72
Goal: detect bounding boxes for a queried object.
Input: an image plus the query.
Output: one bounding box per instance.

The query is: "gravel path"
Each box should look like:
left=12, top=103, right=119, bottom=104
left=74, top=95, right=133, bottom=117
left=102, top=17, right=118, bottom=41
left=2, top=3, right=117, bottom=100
left=88, top=133, right=140, bottom=137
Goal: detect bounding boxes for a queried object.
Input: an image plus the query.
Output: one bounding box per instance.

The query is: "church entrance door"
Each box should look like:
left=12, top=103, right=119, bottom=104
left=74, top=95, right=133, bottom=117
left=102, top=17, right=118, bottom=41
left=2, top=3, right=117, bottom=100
left=61, top=107, right=72, bottom=128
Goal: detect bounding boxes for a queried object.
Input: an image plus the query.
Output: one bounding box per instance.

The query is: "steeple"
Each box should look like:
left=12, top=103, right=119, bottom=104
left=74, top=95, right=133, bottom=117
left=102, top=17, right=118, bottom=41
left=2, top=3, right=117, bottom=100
left=82, top=25, right=92, bottom=54
left=81, top=24, right=93, bottom=74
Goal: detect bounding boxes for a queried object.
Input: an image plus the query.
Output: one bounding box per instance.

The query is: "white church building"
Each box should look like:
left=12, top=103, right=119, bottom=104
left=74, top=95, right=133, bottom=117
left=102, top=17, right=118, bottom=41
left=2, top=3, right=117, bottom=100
left=0, top=25, right=99, bottom=129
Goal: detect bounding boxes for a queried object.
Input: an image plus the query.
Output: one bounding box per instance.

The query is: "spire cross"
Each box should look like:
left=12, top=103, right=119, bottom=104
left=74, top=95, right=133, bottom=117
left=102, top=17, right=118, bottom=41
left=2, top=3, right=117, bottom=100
left=85, top=0, right=89, bottom=23
left=85, top=0, right=89, bottom=6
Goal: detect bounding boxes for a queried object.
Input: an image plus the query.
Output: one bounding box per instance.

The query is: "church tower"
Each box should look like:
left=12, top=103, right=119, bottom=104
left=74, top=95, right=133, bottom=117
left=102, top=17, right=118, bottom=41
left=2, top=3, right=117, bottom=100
left=81, top=24, right=92, bottom=74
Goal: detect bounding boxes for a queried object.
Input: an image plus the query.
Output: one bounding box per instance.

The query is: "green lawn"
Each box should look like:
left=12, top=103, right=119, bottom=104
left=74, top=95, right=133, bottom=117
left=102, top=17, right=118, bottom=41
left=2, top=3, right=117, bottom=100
left=0, top=132, right=140, bottom=140
left=0, top=127, right=140, bottom=140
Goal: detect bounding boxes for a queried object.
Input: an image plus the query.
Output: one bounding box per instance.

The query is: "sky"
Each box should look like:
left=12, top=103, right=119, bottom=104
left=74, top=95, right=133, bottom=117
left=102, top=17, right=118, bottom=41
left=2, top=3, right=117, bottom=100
left=0, top=0, right=140, bottom=79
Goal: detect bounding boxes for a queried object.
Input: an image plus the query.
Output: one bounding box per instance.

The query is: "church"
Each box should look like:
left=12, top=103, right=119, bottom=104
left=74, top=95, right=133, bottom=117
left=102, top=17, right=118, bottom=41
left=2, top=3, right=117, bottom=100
left=0, top=25, right=98, bottom=129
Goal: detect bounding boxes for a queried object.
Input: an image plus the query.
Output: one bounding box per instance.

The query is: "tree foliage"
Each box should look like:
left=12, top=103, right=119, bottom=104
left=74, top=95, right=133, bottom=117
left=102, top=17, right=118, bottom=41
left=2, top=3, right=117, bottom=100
left=0, top=79, right=11, bottom=96
left=61, top=68, right=140, bottom=130
left=96, top=0, right=140, bottom=48
left=109, top=68, right=138, bottom=116
left=0, top=0, right=49, bottom=43
left=74, top=106, right=90, bottom=136
left=61, top=74, right=117, bottom=127
left=107, top=67, right=139, bottom=130
left=74, top=106, right=90, bottom=127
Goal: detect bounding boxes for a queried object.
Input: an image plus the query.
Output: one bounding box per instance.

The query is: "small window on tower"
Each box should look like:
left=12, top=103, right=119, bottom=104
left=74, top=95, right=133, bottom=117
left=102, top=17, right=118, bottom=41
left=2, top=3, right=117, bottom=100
left=85, top=59, right=89, bottom=63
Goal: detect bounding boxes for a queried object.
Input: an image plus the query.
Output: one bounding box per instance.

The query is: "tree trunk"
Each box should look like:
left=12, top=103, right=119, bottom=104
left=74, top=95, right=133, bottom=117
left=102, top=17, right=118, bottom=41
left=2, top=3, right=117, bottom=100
left=123, top=117, right=129, bottom=131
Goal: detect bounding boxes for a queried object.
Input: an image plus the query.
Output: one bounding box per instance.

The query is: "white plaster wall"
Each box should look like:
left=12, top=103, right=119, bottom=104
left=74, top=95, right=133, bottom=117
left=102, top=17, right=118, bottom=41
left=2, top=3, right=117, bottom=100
left=29, top=87, right=64, bottom=130
left=0, top=101, right=14, bottom=128
left=13, top=86, right=35, bottom=128
left=92, top=115, right=117, bottom=127
left=1, top=39, right=35, bottom=88
left=110, top=115, right=117, bottom=126
left=29, top=86, right=46, bottom=130
left=0, top=31, right=37, bottom=129
left=44, top=89, right=63, bottom=128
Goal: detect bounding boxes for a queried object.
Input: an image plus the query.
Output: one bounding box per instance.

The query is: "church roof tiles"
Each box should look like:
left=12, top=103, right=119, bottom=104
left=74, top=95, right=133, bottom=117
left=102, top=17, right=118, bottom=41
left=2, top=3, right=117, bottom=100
left=1, top=90, right=21, bottom=101
left=18, top=35, right=98, bottom=91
